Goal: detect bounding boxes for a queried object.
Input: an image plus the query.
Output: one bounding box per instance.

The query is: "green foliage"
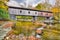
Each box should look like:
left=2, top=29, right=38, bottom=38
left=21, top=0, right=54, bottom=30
left=36, top=4, right=41, bottom=10
left=37, top=16, right=45, bottom=21
left=36, top=4, right=45, bottom=10
left=0, top=8, right=10, bottom=20
left=0, top=1, right=10, bottom=20
left=36, top=3, right=52, bottom=10
left=36, top=3, right=48, bottom=10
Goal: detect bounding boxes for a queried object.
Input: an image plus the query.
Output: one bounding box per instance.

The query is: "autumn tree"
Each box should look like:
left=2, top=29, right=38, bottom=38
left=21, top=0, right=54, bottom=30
left=51, top=7, right=60, bottom=20
left=0, top=0, right=10, bottom=20
left=36, top=0, right=52, bottom=11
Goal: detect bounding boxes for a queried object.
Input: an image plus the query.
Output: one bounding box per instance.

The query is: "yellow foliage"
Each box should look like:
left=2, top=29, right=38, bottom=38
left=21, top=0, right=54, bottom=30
left=51, top=7, right=60, bottom=20
left=0, top=0, right=9, bottom=2
left=16, top=21, right=33, bottom=27
left=42, top=29, right=60, bottom=40
left=0, top=1, right=8, bottom=10
left=51, top=7, right=60, bottom=13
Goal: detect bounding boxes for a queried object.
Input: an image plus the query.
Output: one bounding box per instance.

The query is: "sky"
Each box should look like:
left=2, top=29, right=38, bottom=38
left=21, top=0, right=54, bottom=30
left=7, top=0, right=56, bottom=7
